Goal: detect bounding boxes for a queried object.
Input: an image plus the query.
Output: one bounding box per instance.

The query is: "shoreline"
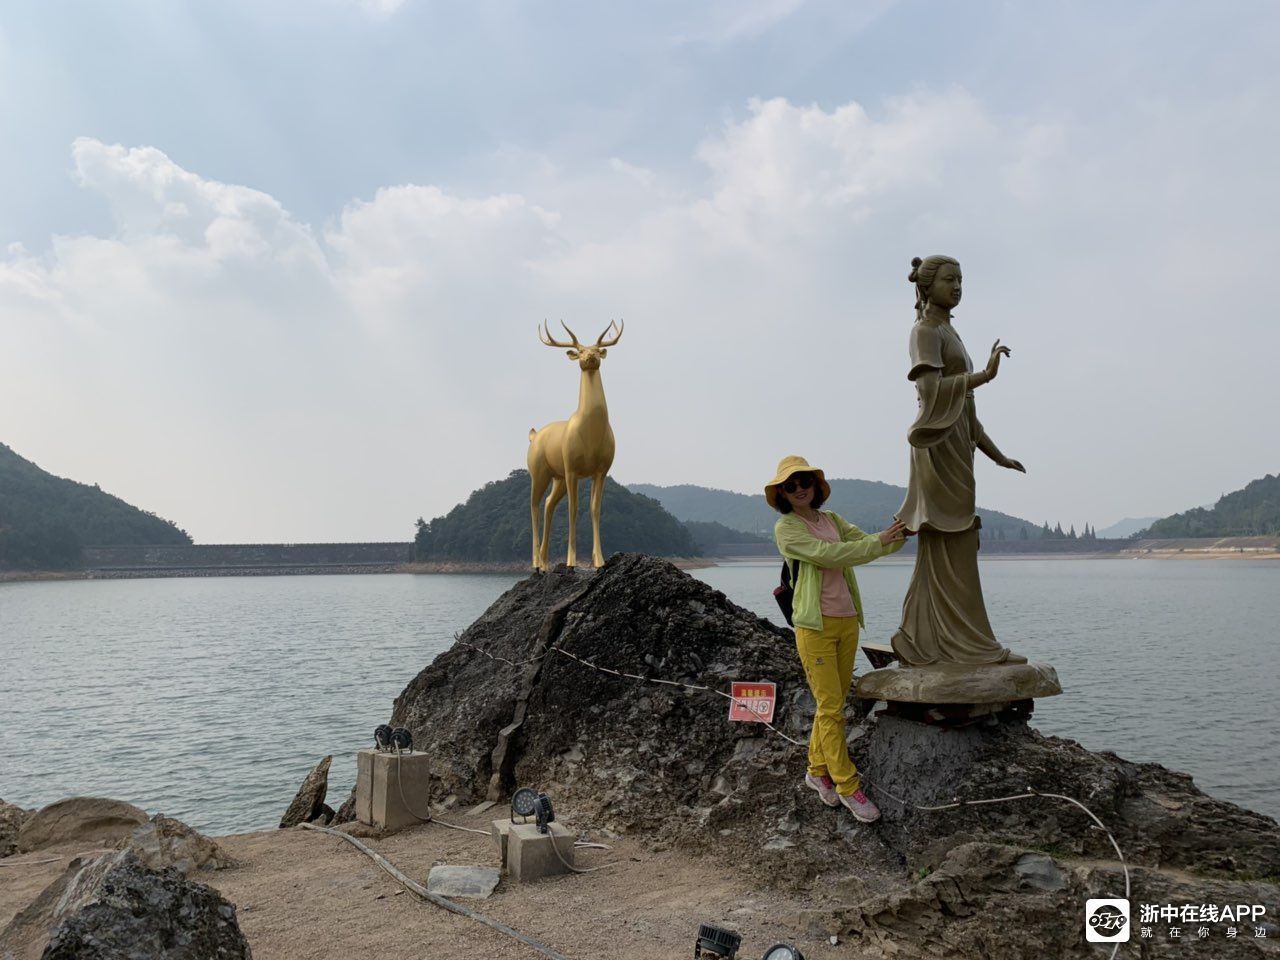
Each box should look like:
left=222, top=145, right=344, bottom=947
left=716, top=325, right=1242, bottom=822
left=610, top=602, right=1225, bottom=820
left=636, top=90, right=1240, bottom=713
left=0, top=557, right=717, bottom=583
left=4, top=549, right=1277, bottom=583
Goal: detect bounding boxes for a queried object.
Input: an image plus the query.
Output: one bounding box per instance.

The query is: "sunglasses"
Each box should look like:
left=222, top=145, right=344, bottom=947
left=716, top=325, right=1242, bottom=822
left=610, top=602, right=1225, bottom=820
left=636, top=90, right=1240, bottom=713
left=781, top=473, right=815, bottom=494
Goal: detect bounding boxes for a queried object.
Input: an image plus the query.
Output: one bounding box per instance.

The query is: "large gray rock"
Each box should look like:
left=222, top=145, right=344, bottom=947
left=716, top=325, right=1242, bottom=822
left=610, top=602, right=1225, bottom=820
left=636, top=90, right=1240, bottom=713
left=116, top=814, right=237, bottom=874
left=279, top=756, right=331, bottom=828
left=388, top=555, right=1280, bottom=896
left=0, top=799, right=30, bottom=858
left=40, top=850, right=251, bottom=960
left=17, top=797, right=148, bottom=854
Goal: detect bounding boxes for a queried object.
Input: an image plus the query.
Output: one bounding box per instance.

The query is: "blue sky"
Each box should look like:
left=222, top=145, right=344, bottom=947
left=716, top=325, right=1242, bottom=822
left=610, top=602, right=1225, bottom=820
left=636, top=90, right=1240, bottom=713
left=2, top=1, right=1277, bottom=540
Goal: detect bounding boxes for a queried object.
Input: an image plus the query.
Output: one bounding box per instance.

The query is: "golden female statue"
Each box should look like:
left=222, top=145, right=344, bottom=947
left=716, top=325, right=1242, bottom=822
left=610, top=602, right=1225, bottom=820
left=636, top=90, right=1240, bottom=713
left=891, top=255, right=1027, bottom=666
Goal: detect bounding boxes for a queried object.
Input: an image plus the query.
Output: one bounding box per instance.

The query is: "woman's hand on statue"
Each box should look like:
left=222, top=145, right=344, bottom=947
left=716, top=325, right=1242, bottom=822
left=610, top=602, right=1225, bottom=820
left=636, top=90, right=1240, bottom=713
left=1001, top=457, right=1027, bottom=473
left=985, top=339, right=1011, bottom=380
left=878, top=519, right=909, bottom=546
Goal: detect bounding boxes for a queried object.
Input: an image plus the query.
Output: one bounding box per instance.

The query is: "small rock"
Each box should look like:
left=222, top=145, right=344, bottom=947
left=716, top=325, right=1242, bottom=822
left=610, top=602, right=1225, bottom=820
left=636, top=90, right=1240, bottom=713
left=763, top=836, right=796, bottom=851
left=280, top=756, right=331, bottom=828
left=116, top=814, right=236, bottom=874
left=1013, top=852, right=1067, bottom=892
left=426, top=865, right=501, bottom=900
left=333, top=787, right=358, bottom=825
left=0, top=799, right=30, bottom=858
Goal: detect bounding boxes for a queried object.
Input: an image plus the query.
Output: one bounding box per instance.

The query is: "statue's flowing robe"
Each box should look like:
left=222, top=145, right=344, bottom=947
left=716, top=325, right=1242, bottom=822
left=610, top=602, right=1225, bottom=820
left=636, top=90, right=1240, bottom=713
left=891, top=319, right=1018, bottom=666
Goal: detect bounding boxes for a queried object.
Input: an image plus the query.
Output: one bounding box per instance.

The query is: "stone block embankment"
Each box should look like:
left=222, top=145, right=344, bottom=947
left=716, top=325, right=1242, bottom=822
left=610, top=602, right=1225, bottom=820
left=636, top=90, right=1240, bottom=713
left=82, top=542, right=414, bottom=572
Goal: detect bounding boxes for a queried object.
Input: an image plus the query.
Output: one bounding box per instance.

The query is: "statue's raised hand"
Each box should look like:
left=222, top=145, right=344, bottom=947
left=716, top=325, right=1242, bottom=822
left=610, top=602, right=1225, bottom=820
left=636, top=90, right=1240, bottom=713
left=1000, top=457, right=1027, bottom=473
left=985, top=339, right=1011, bottom=381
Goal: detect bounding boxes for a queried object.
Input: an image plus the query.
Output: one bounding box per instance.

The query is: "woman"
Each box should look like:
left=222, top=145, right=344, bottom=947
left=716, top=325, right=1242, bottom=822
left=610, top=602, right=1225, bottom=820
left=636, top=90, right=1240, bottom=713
left=892, top=255, right=1027, bottom=666
left=767, top=455, right=907, bottom=823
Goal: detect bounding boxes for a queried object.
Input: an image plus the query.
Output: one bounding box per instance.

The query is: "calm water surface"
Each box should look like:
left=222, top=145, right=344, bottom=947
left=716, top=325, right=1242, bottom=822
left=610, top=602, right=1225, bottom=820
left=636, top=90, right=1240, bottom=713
left=1, top=560, right=1276, bottom=834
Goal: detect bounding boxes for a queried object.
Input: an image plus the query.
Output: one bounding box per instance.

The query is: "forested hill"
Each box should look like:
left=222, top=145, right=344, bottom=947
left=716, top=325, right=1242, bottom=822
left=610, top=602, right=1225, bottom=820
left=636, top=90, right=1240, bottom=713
left=628, top=479, right=1042, bottom=540
left=1140, top=473, right=1280, bottom=538
left=0, top=442, right=191, bottom=570
left=414, top=470, right=699, bottom=562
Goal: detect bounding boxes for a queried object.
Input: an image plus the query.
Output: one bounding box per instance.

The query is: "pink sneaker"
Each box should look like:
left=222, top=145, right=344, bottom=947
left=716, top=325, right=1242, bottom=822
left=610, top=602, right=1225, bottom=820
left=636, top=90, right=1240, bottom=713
left=839, top=788, right=881, bottom=823
left=804, top=773, right=840, bottom=807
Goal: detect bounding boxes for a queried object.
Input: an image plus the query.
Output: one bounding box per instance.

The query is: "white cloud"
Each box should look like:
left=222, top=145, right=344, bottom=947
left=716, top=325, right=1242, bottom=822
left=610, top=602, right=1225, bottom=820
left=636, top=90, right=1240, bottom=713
left=345, top=0, right=408, bottom=17
left=3, top=77, right=1277, bottom=540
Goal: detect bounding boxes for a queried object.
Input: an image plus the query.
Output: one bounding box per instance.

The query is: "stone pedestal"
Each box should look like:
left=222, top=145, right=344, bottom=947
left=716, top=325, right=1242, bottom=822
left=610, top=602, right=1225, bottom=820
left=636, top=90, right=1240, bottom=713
left=355, top=750, right=433, bottom=831
left=854, top=661, right=1061, bottom=706
left=506, top=822, right=575, bottom=882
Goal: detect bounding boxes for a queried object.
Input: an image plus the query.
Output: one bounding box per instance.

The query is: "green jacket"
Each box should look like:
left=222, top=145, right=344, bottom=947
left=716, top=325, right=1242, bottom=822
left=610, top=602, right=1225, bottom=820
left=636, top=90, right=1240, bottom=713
left=773, top=511, right=905, bottom=632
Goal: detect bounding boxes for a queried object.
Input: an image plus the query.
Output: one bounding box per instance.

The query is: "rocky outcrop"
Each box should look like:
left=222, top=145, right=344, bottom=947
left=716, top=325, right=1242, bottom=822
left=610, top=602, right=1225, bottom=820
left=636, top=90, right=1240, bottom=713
left=16, top=797, right=148, bottom=854
left=116, top=814, right=237, bottom=874
left=389, top=555, right=1280, bottom=953
left=391, top=557, right=1278, bottom=877
left=797, top=842, right=1280, bottom=959
left=279, top=756, right=331, bottom=828
left=0, top=799, right=30, bottom=858
left=857, top=714, right=1280, bottom=880
left=41, top=850, right=250, bottom=959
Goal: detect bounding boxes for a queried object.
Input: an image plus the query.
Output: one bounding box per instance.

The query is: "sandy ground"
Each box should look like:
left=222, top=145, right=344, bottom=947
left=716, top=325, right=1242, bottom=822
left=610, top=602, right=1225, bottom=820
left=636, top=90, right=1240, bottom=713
left=0, top=808, right=880, bottom=960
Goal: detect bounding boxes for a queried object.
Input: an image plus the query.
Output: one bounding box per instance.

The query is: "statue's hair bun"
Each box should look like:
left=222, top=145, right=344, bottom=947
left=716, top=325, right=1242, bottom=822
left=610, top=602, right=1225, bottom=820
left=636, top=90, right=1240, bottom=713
left=908, top=256, right=923, bottom=282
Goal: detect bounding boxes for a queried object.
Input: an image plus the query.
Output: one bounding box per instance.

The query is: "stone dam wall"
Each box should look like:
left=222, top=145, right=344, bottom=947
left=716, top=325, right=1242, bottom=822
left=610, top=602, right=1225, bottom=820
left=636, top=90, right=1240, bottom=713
left=82, top=542, right=414, bottom=571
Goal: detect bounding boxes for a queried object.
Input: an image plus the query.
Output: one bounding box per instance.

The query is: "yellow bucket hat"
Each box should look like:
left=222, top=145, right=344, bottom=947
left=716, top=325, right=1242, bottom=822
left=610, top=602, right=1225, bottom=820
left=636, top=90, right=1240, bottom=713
left=764, top=455, right=831, bottom=510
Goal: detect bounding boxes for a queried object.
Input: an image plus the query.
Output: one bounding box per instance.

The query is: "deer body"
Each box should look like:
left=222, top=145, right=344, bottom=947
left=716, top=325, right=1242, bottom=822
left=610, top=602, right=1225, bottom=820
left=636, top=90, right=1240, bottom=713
left=528, top=320, right=623, bottom=570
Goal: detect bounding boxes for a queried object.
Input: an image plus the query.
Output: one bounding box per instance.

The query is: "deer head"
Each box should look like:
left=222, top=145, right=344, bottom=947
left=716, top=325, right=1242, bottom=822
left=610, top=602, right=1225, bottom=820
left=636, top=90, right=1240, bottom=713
left=539, top=319, right=624, bottom=371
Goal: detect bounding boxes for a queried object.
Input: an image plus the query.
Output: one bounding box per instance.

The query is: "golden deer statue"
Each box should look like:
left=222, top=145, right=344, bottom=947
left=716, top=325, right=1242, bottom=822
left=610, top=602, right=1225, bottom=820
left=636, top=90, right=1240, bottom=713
left=528, top=319, right=624, bottom=571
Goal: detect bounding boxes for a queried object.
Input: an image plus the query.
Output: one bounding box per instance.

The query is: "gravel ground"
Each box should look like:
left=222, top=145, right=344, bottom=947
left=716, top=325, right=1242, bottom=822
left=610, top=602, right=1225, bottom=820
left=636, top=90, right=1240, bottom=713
left=0, top=809, right=884, bottom=960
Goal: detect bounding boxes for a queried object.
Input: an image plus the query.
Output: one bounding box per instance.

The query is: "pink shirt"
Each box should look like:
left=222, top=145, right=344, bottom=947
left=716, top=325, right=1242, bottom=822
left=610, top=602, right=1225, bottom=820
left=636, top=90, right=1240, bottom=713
left=799, top=512, right=858, bottom=619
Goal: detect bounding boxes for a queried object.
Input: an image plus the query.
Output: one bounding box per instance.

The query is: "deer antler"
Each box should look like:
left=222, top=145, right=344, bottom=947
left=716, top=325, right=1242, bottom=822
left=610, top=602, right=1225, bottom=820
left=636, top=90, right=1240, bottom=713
left=539, top=320, right=582, bottom=349
left=595, top=319, right=624, bottom=347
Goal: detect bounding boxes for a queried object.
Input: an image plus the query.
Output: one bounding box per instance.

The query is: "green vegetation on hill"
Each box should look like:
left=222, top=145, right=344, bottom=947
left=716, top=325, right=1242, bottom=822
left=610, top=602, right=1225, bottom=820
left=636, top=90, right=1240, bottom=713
left=628, top=479, right=1043, bottom=541
left=1140, top=474, right=1280, bottom=538
left=0, top=442, right=191, bottom=570
left=414, top=470, right=699, bottom=562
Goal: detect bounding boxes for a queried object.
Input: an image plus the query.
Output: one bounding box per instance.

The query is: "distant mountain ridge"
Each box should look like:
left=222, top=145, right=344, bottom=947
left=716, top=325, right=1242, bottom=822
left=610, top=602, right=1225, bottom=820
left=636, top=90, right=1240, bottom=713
left=628, top=478, right=1042, bottom=540
left=1097, top=516, right=1159, bottom=539
left=1140, top=473, right=1280, bottom=538
left=0, top=442, right=191, bottom=570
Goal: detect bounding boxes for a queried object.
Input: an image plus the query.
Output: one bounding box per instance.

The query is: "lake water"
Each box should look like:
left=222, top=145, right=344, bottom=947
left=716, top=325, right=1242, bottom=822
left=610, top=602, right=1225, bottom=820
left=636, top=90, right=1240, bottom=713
left=1, top=559, right=1276, bottom=835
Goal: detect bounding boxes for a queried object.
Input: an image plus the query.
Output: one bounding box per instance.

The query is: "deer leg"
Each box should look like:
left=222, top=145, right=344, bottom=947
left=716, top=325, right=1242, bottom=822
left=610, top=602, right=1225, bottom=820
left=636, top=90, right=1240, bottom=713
left=540, top=476, right=566, bottom=571
left=530, top=468, right=552, bottom=572
left=564, top=471, right=580, bottom=568
left=590, top=473, right=606, bottom=567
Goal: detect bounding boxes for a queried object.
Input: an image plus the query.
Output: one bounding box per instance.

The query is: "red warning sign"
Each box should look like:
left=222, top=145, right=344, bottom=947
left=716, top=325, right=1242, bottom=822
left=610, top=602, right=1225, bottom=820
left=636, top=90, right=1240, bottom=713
left=728, top=681, right=776, bottom=724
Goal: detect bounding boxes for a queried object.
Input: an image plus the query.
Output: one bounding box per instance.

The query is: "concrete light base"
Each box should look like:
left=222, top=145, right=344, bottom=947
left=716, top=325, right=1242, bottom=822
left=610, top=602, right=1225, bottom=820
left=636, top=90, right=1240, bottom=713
left=854, top=661, right=1062, bottom=705
left=507, top=822, right=575, bottom=882
left=491, top=819, right=513, bottom=866
left=355, top=749, right=434, bottom=832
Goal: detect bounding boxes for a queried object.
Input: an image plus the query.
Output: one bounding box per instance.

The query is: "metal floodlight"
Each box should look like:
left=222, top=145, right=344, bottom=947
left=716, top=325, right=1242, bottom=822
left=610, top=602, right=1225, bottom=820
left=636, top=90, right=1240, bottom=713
left=761, top=945, right=806, bottom=960
left=511, top=787, right=538, bottom=824
left=390, top=727, right=413, bottom=753
left=533, top=793, right=555, bottom=834
left=693, top=923, right=740, bottom=959
left=374, top=724, right=394, bottom=750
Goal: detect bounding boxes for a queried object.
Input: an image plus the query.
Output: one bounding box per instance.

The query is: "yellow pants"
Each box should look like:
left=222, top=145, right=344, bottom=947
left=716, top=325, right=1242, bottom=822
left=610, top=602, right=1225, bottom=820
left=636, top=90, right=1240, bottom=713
left=795, top=615, right=861, bottom=795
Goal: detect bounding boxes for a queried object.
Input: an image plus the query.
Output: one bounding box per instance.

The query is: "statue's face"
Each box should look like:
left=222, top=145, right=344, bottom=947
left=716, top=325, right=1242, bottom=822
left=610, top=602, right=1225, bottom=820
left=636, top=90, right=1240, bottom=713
left=567, top=346, right=606, bottom=370
left=929, top=263, right=962, bottom=310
